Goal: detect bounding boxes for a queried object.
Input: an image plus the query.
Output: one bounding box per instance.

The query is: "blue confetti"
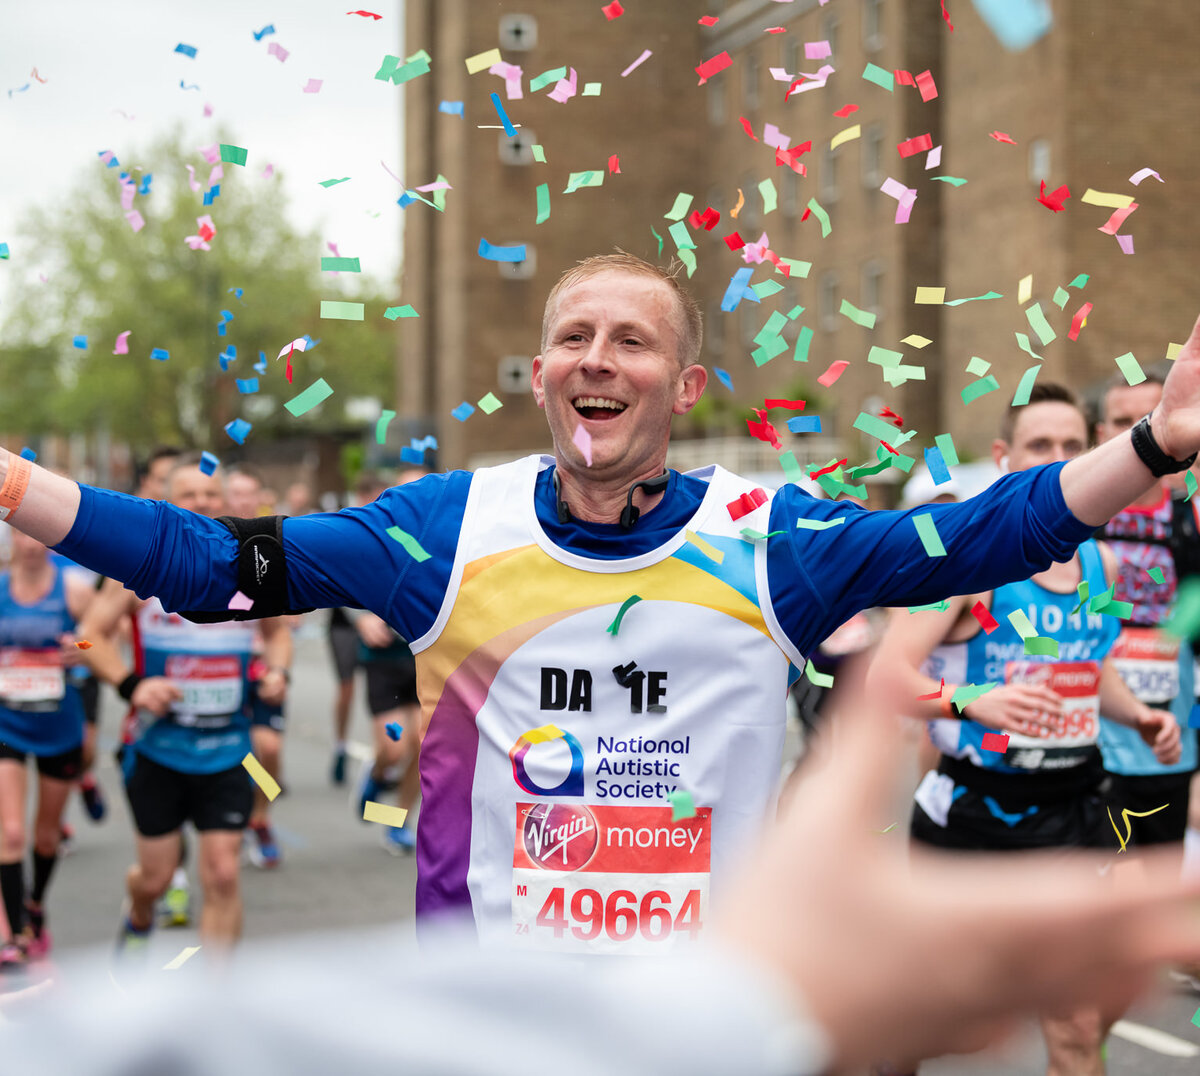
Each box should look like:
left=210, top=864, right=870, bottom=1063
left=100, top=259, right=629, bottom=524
left=228, top=287, right=244, bottom=299
left=787, top=415, right=823, bottom=433
left=236, top=378, right=259, bottom=394
left=924, top=445, right=952, bottom=485
left=72, top=335, right=88, bottom=349
left=174, top=43, right=198, bottom=58
left=7, top=84, right=31, bottom=98
left=451, top=401, right=476, bottom=421
left=138, top=174, right=153, bottom=196
left=224, top=418, right=252, bottom=445
left=0, top=243, right=8, bottom=259
left=180, top=81, right=201, bottom=91
left=19, top=447, right=37, bottom=462
left=199, top=451, right=219, bottom=475
left=385, top=722, right=403, bottom=741
left=1188, top=704, right=1200, bottom=730
left=477, top=238, right=526, bottom=262
left=254, top=351, right=268, bottom=374
left=412, top=435, right=438, bottom=451
left=219, top=345, right=237, bottom=370
left=720, top=267, right=758, bottom=312
left=489, top=92, right=517, bottom=137
left=252, top=24, right=276, bottom=41
left=203, top=184, right=220, bottom=205
left=438, top=100, right=464, bottom=116
left=400, top=446, right=425, bottom=464
left=150, top=347, right=170, bottom=361
left=397, top=191, right=419, bottom=209
left=97, top=150, right=120, bottom=168
left=713, top=367, right=734, bottom=392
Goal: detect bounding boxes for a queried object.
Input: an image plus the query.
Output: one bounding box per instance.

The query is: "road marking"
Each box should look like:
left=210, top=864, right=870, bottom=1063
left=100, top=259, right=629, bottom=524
left=1110, top=1019, right=1199, bottom=1058
left=163, top=945, right=201, bottom=971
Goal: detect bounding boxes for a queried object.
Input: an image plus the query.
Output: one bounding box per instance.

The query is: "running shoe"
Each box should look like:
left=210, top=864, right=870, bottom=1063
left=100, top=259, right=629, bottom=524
left=0, top=941, right=27, bottom=972
left=80, top=776, right=107, bottom=822
left=380, top=824, right=416, bottom=855
left=159, top=883, right=193, bottom=928
left=21, top=904, right=51, bottom=960
left=331, top=747, right=347, bottom=786
left=115, top=915, right=153, bottom=968
left=247, top=822, right=282, bottom=869
left=353, top=759, right=381, bottom=820
left=58, top=821, right=75, bottom=856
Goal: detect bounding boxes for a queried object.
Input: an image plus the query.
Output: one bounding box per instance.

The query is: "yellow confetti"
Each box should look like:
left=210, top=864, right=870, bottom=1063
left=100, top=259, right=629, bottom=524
left=464, top=48, right=502, bottom=74
left=163, top=945, right=201, bottom=970
left=241, top=752, right=281, bottom=801
left=830, top=124, right=861, bottom=150
left=685, top=529, right=725, bottom=564
left=1167, top=342, right=1183, bottom=360
left=914, top=286, right=945, bottom=304
left=901, top=334, right=932, bottom=348
left=1107, top=802, right=1169, bottom=853
left=363, top=801, right=409, bottom=827
left=1081, top=188, right=1135, bottom=209
left=1017, top=274, right=1033, bottom=304
left=730, top=187, right=745, bottom=219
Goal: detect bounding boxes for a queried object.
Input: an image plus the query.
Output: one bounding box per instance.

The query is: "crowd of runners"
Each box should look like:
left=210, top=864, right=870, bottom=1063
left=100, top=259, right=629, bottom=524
left=1, top=255, right=1199, bottom=1073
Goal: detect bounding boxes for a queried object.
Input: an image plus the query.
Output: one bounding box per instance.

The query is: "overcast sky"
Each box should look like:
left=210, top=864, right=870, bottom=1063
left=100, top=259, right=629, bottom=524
left=1, top=0, right=405, bottom=310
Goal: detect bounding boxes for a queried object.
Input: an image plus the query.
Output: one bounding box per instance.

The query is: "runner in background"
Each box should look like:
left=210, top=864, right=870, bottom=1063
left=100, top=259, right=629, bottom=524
left=0, top=530, right=96, bottom=967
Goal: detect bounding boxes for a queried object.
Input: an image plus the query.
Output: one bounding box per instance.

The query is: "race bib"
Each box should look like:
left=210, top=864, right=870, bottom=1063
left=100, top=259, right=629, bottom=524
left=1109, top=628, right=1180, bottom=704
left=1004, top=660, right=1100, bottom=748
left=165, top=654, right=244, bottom=718
left=0, top=648, right=65, bottom=704
left=511, top=802, right=710, bottom=954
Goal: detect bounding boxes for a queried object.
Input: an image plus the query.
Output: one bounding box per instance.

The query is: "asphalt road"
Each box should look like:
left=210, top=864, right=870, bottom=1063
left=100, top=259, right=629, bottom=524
left=3, top=627, right=1199, bottom=1073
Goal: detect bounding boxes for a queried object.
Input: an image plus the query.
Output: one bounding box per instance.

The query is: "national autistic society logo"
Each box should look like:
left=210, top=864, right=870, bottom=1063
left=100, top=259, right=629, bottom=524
left=509, top=724, right=585, bottom=797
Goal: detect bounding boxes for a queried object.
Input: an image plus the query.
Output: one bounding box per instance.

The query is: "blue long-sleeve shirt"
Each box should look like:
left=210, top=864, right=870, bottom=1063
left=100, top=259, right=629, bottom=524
left=57, top=459, right=1093, bottom=657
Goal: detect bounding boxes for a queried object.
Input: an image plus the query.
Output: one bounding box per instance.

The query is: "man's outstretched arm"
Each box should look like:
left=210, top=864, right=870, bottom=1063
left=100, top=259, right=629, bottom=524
left=0, top=457, right=81, bottom=545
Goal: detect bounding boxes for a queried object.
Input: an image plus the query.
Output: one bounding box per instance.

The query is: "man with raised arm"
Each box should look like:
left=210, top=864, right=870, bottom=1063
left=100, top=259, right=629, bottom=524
left=4, top=254, right=1200, bottom=953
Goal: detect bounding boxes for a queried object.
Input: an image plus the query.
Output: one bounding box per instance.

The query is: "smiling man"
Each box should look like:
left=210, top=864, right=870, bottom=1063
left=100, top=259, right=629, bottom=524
left=6, top=253, right=1200, bottom=952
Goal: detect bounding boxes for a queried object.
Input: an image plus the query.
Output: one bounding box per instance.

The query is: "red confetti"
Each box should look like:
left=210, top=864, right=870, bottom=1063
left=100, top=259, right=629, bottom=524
left=971, top=601, right=1000, bottom=634
left=764, top=26, right=786, bottom=34
left=724, top=232, right=745, bottom=251
left=602, top=0, right=624, bottom=19
left=1037, top=180, right=1071, bottom=213
left=696, top=51, right=732, bottom=84
left=197, top=221, right=215, bottom=242
left=1067, top=302, right=1093, bottom=342
left=989, top=130, right=1017, bottom=145
left=916, top=678, right=945, bottom=701
left=747, top=415, right=782, bottom=451
left=763, top=398, right=805, bottom=410
left=897, top=133, right=933, bottom=158
left=981, top=732, right=1010, bottom=753
left=810, top=458, right=848, bottom=479
left=915, top=70, right=938, bottom=101
left=608, top=154, right=621, bottom=174
left=726, top=487, right=769, bottom=521
left=895, top=70, right=916, bottom=87
left=346, top=9, right=383, bottom=18
left=879, top=441, right=900, bottom=456
left=765, top=249, right=789, bottom=276
left=699, top=15, right=719, bottom=27
left=784, top=77, right=807, bottom=101
left=739, top=116, right=759, bottom=141
left=775, top=146, right=808, bottom=176
left=833, top=103, right=859, bottom=117
left=1098, top=203, right=1139, bottom=236
left=817, top=360, right=849, bottom=387
left=940, top=0, right=954, bottom=31
left=74, top=640, right=93, bottom=650
left=697, top=207, right=720, bottom=230
left=878, top=405, right=905, bottom=429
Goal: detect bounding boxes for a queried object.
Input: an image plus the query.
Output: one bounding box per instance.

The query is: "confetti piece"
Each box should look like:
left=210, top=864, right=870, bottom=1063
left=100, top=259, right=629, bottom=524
left=713, top=367, right=733, bottom=391
left=228, top=591, right=254, bottom=612
left=862, top=63, right=895, bottom=91
left=386, top=525, right=431, bottom=562
left=915, top=286, right=945, bottom=304
left=739, top=528, right=786, bottom=542
left=219, top=144, right=248, bottom=166
left=125, top=209, right=145, bottom=232
left=607, top=594, right=643, bottom=635
left=384, top=305, right=419, bottom=320
left=572, top=424, right=593, bottom=466
left=953, top=684, right=1001, bottom=710
left=699, top=15, right=719, bottom=27
left=989, top=130, right=1017, bottom=145
left=1147, top=567, right=1165, bottom=585
left=805, top=198, right=831, bottom=237
left=602, top=0, right=624, bottom=18
left=1011, top=365, right=1041, bottom=407
left=818, top=360, right=849, bottom=386
left=1008, top=609, right=1036, bottom=639
left=913, top=512, right=947, bottom=556
left=451, top=402, right=475, bottom=422
left=149, top=347, right=169, bottom=361
left=696, top=52, right=732, bottom=84
left=478, top=238, right=526, bottom=262
left=163, top=946, right=201, bottom=971
left=1107, top=802, right=1170, bottom=854
left=961, top=376, right=1000, bottom=405
left=840, top=299, right=876, bottom=329
left=924, top=445, right=952, bottom=485
left=897, top=133, right=933, bottom=158
left=726, top=487, right=768, bottom=521
left=371, top=410, right=396, bottom=446
left=199, top=451, right=219, bottom=475
left=74, top=639, right=93, bottom=650
left=319, top=177, right=350, bottom=188
left=981, top=732, right=1010, bottom=753
left=876, top=823, right=900, bottom=834
left=1114, top=234, right=1135, bottom=256
left=1024, top=636, right=1059, bottom=657
left=1067, top=302, right=1092, bottom=342
left=174, top=43, right=197, bottom=58
left=0, top=242, right=8, bottom=259
left=1129, top=167, right=1163, bottom=185
left=933, top=434, right=959, bottom=467
left=1081, top=188, right=1135, bottom=209
left=684, top=529, right=724, bottom=564
left=224, top=418, right=252, bottom=445
left=564, top=171, right=605, bottom=193
left=940, top=0, right=955, bottom=30
left=320, top=301, right=365, bottom=321
left=1025, top=302, right=1056, bottom=346
left=668, top=789, right=697, bottom=821
left=917, top=679, right=946, bottom=701
left=385, top=722, right=403, bottom=741
left=621, top=49, right=653, bottom=76
left=805, top=660, right=834, bottom=688
left=267, top=42, right=289, bottom=62
left=439, top=100, right=464, bottom=116
left=285, top=378, right=334, bottom=416
left=364, top=801, right=409, bottom=827
left=831, top=124, right=861, bottom=150
left=347, top=9, right=383, bottom=18
left=253, top=25, right=275, bottom=40
left=1098, top=203, right=1139, bottom=236
left=796, top=517, right=845, bottom=532
left=322, top=256, right=361, bottom=272
left=489, top=92, right=517, bottom=136
left=477, top=392, right=502, bottom=415
left=1114, top=351, right=1146, bottom=386
left=967, top=601, right=999, bottom=634
left=1037, top=180, right=1070, bottom=212
left=788, top=416, right=823, bottom=433
left=72, top=335, right=88, bottom=349
left=242, top=753, right=280, bottom=800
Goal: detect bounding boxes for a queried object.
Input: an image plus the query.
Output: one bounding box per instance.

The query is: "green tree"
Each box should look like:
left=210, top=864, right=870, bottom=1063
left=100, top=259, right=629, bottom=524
left=0, top=129, right=395, bottom=451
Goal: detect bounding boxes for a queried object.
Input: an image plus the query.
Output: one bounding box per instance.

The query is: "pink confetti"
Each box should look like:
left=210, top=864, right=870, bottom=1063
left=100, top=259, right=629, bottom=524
left=228, top=591, right=254, bottom=611
left=925, top=144, right=942, bottom=170
left=547, top=67, right=578, bottom=103
left=1099, top=203, right=1139, bottom=235
left=198, top=143, right=221, bottom=164
left=261, top=163, right=275, bottom=178
left=185, top=164, right=201, bottom=192
left=608, top=154, right=621, bottom=174
left=989, top=130, right=1017, bottom=145
left=267, top=42, right=289, bottom=62
left=208, top=164, right=224, bottom=187
left=125, top=209, right=145, bottom=232
left=1129, top=167, right=1163, bottom=186
left=276, top=337, right=310, bottom=361
left=915, top=69, right=938, bottom=101
left=1115, top=233, right=1135, bottom=255
left=120, top=179, right=136, bottom=210
left=817, top=360, right=849, bottom=387
left=621, top=49, right=652, bottom=77
left=489, top=60, right=524, bottom=100
left=112, top=330, right=131, bottom=355
left=572, top=424, right=593, bottom=466
left=302, top=78, right=323, bottom=93
left=804, top=40, right=831, bottom=59
left=203, top=102, right=213, bottom=117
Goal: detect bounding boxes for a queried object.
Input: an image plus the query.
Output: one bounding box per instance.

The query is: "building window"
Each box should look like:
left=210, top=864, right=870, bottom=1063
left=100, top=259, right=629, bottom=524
left=707, top=302, right=726, bottom=355
left=708, top=80, right=727, bottom=127
left=819, top=273, right=839, bottom=331
left=1028, top=138, right=1052, bottom=183
left=863, top=0, right=884, bottom=52
left=819, top=146, right=840, bottom=204
left=861, top=261, right=885, bottom=321
left=861, top=124, right=884, bottom=188
left=498, top=14, right=537, bottom=51
left=737, top=171, right=760, bottom=231
left=782, top=37, right=801, bottom=76
left=497, top=356, right=533, bottom=394
left=498, top=244, right=536, bottom=280
left=499, top=128, right=537, bottom=166
left=821, top=12, right=840, bottom=60
left=743, top=48, right=760, bottom=112
left=780, top=169, right=800, bottom=217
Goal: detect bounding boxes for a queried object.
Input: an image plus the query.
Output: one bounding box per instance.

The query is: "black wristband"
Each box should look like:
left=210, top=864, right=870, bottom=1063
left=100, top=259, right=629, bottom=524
left=117, top=672, right=143, bottom=702
left=1130, top=413, right=1197, bottom=477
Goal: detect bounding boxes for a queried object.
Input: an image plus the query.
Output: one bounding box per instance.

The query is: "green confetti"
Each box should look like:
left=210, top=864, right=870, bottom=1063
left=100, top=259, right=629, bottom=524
left=854, top=411, right=904, bottom=443
left=1068, top=273, right=1090, bottom=289
left=477, top=392, right=502, bottom=414
left=930, top=175, right=968, bottom=186
left=861, top=62, right=895, bottom=91
left=796, top=517, right=846, bottom=531
left=1167, top=579, right=1200, bottom=639
left=1052, top=286, right=1070, bottom=309
left=1147, top=567, right=1165, bottom=585
left=751, top=279, right=785, bottom=300
left=758, top=177, right=777, bottom=214
left=383, top=305, right=419, bottom=320
left=952, top=682, right=999, bottom=708
left=650, top=226, right=663, bottom=257
left=535, top=183, right=550, bottom=224
left=284, top=378, right=334, bottom=417
left=876, top=822, right=899, bottom=834
left=1187, top=472, right=1198, bottom=501
left=219, top=144, right=248, bottom=166
left=882, top=364, right=926, bottom=387
left=531, top=144, right=546, bottom=163
left=840, top=299, right=876, bottom=329
left=564, top=171, right=604, bottom=193
left=934, top=434, right=959, bottom=467
left=739, top=528, right=786, bottom=542
left=945, top=290, right=1003, bottom=306
left=1024, top=636, right=1059, bottom=657
left=805, top=660, right=834, bottom=688
left=805, top=198, right=832, bottom=237
left=778, top=450, right=805, bottom=484
left=321, top=256, right=361, bottom=272
left=387, top=54, right=431, bottom=84
left=529, top=66, right=567, bottom=92
left=375, top=409, right=396, bottom=445
left=1011, top=365, right=1041, bottom=406
left=320, top=300, right=365, bottom=320
left=755, top=312, right=789, bottom=345
left=1008, top=609, right=1036, bottom=638
left=775, top=257, right=811, bottom=278
left=319, top=177, right=351, bottom=188
left=868, top=346, right=903, bottom=368
left=582, top=81, right=602, bottom=96
left=913, top=512, right=947, bottom=557
left=606, top=594, right=642, bottom=635
left=1024, top=302, right=1056, bottom=346
left=1191, top=1005, right=1200, bottom=1029
left=751, top=336, right=788, bottom=367
left=961, top=375, right=1000, bottom=405
left=386, top=525, right=431, bottom=563
left=793, top=326, right=813, bottom=362
left=1014, top=332, right=1043, bottom=362
left=965, top=355, right=991, bottom=377
left=664, top=192, right=694, bottom=221
left=1113, top=351, right=1146, bottom=386
left=667, top=219, right=696, bottom=251
left=668, top=789, right=697, bottom=821
left=908, top=600, right=950, bottom=613
left=1070, top=581, right=1090, bottom=615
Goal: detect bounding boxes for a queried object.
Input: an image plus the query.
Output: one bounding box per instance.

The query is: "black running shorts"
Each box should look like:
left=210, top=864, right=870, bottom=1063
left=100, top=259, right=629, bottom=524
left=122, top=751, right=252, bottom=837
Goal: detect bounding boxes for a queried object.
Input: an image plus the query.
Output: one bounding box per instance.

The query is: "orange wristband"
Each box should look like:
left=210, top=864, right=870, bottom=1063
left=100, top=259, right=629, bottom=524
left=0, top=456, right=32, bottom=520
left=939, top=685, right=958, bottom=719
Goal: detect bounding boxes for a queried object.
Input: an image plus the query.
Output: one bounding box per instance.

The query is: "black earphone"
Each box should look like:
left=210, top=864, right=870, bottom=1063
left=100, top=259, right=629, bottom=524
left=553, top=470, right=670, bottom=529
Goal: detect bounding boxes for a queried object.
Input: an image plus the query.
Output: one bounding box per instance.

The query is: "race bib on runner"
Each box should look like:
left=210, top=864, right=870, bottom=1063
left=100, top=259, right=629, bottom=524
left=511, top=802, right=710, bottom=954
left=0, top=648, right=65, bottom=704
left=1004, top=660, right=1100, bottom=748
left=164, top=654, right=244, bottom=718
left=1109, top=628, right=1180, bottom=704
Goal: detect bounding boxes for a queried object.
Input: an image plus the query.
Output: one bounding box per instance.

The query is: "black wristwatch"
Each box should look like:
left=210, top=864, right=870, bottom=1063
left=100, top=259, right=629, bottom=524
left=1130, top=413, right=1197, bottom=476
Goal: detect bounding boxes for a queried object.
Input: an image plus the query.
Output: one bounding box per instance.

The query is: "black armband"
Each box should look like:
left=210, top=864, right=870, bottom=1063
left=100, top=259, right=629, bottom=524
left=117, top=673, right=143, bottom=702
left=179, top=515, right=314, bottom=624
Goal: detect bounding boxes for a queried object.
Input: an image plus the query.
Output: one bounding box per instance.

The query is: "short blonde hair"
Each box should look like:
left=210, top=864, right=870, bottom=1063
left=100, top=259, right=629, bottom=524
left=540, top=252, right=703, bottom=367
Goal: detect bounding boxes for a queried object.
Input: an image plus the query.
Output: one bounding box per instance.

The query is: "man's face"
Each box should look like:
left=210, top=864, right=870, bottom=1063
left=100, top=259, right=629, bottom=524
left=531, top=271, right=706, bottom=479
left=997, top=402, right=1088, bottom=472
left=139, top=456, right=177, bottom=500
left=226, top=473, right=263, bottom=517
left=1096, top=383, right=1162, bottom=444
left=167, top=467, right=225, bottom=518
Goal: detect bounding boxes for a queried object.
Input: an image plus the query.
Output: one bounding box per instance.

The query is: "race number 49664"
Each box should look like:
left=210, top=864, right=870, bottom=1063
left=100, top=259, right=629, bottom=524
left=534, top=885, right=703, bottom=943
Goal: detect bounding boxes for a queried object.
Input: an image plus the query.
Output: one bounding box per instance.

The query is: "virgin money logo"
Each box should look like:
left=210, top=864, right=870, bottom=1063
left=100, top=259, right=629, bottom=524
left=521, top=802, right=598, bottom=872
